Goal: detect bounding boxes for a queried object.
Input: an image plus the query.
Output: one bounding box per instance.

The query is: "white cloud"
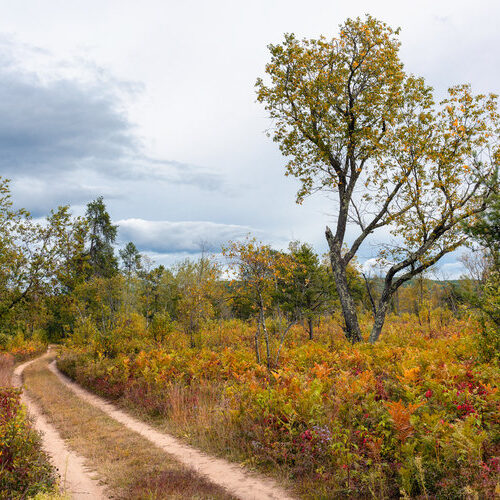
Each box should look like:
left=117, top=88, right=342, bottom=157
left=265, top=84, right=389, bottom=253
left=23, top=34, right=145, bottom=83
left=432, top=262, right=467, bottom=280
left=117, top=218, right=260, bottom=254
left=359, top=258, right=393, bottom=276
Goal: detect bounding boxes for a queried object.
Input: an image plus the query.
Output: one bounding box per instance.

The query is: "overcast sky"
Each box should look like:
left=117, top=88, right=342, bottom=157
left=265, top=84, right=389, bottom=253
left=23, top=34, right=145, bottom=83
left=1, top=0, right=498, bottom=277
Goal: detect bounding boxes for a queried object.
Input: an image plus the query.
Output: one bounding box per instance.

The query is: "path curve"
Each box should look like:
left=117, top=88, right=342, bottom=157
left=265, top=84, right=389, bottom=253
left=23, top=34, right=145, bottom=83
left=13, top=351, right=108, bottom=500
left=50, top=360, right=296, bottom=500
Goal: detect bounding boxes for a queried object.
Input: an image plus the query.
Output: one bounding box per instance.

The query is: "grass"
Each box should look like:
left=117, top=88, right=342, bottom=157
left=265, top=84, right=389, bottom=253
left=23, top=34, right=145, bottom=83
left=23, top=353, right=236, bottom=500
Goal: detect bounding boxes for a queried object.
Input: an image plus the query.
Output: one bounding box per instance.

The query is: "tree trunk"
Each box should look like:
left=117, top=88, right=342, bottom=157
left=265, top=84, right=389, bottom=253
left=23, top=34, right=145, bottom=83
left=262, top=319, right=271, bottom=371
left=308, top=317, right=314, bottom=340
left=254, top=319, right=261, bottom=364
left=369, top=289, right=391, bottom=343
left=258, top=296, right=271, bottom=371
left=362, top=272, right=377, bottom=317
left=327, top=243, right=363, bottom=343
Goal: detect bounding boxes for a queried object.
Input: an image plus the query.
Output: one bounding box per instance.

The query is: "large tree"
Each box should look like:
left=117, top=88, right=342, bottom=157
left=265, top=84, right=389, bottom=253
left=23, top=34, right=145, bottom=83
left=257, top=15, right=499, bottom=342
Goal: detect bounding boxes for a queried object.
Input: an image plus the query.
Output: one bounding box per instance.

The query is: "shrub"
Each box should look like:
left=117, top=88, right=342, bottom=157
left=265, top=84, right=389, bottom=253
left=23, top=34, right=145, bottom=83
left=0, top=388, right=57, bottom=498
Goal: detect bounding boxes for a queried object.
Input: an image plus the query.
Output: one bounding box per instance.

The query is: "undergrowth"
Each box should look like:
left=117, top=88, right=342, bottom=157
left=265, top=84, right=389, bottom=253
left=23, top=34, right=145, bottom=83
left=58, top=314, right=500, bottom=499
left=0, top=354, right=57, bottom=499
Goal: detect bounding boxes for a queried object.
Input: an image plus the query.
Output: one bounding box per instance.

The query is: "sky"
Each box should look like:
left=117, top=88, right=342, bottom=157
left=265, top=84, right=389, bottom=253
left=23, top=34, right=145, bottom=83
left=1, top=0, right=498, bottom=277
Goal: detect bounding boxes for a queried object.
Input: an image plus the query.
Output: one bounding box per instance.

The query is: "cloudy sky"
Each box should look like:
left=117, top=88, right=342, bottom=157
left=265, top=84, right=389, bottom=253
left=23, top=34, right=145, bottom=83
left=1, top=0, right=498, bottom=276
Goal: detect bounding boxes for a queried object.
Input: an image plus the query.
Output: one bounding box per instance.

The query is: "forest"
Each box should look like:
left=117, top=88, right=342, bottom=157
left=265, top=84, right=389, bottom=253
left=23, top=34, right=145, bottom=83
left=1, top=14, right=499, bottom=500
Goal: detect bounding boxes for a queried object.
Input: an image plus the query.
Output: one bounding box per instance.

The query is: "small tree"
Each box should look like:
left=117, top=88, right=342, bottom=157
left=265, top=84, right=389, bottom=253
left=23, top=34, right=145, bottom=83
left=278, top=242, right=334, bottom=339
left=119, top=241, right=142, bottom=313
left=257, top=15, right=499, bottom=342
left=175, top=257, right=221, bottom=348
left=138, top=264, right=174, bottom=327
left=464, top=176, right=500, bottom=269
left=462, top=177, right=499, bottom=358
left=120, top=242, right=142, bottom=277
left=224, top=239, right=299, bottom=369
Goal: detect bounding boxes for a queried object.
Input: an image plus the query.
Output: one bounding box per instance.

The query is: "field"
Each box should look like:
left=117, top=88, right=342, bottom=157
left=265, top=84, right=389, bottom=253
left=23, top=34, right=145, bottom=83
left=0, top=8, right=499, bottom=500
left=58, top=313, right=499, bottom=499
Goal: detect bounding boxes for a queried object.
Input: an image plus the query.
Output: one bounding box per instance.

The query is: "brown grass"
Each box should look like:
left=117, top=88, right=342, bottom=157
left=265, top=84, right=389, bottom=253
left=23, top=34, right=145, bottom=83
left=125, top=380, right=254, bottom=466
left=23, top=354, right=235, bottom=500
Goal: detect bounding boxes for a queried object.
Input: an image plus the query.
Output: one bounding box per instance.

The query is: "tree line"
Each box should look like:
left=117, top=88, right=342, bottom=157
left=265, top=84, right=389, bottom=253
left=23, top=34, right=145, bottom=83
left=1, top=177, right=497, bottom=365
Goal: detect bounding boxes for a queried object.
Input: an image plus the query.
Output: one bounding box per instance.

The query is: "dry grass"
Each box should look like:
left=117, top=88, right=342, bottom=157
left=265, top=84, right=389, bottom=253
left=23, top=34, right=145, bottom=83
left=124, top=381, right=253, bottom=466
left=0, top=353, right=14, bottom=386
left=23, top=354, right=235, bottom=500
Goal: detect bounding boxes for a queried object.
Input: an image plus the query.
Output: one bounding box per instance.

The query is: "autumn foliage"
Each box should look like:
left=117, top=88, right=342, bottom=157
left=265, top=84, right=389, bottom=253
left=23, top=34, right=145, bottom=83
left=59, top=314, right=499, bottom=499
left=0, top=13, right=498, bottom=500
left=0, top=353, right=56, bottom=498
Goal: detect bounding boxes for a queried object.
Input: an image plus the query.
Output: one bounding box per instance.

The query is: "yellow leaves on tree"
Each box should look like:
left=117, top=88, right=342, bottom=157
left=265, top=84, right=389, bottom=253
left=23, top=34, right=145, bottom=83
left=257, top=14, right=499, bottom=344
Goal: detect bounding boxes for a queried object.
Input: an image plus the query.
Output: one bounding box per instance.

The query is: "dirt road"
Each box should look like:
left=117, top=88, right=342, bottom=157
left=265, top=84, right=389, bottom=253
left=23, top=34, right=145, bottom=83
left=49, top=360, right=295, bottom=500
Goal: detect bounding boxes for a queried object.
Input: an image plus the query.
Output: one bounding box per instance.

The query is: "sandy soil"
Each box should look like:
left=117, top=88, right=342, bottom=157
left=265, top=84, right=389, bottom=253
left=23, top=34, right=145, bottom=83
left=49, top=360, right=296, bottom=500
left=13, top=352, right=108, bottom=500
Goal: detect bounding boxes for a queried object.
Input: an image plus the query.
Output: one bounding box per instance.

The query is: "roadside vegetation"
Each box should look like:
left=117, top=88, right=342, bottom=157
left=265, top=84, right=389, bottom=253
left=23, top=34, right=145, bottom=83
left=0, top=353, right=58, bottom=499
left=0, top=334, right=47, bottom=363
left=23, top=354, right=234, bottom=500
left=58, top=314, right=498, bottom=499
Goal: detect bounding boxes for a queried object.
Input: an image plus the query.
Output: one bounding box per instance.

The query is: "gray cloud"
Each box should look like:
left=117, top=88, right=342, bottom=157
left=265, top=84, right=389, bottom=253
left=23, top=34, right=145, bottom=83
left=1, top=1, right=497, bottom=272
left=10, top=176, right=124, bottom=217
left=0, top=39, right=223, bottom=211
left=117, top=218, right=258, bottom=254
left=0, top=71, right=133, bottom=174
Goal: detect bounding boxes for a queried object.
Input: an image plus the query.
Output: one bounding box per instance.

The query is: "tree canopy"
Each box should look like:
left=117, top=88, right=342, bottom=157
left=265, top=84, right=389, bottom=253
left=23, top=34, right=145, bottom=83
left=257, top=15, right=499, bottom=342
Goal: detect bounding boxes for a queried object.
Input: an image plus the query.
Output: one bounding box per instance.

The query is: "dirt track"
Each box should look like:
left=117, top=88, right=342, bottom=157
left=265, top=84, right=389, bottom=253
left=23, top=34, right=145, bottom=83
left=13, top=352, right=108, bottom=499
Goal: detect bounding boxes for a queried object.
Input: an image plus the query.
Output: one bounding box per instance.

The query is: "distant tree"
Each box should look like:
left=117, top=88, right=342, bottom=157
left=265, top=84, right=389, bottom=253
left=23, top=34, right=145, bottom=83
left=43, top=207, right=89, bottom=340
left=257, top=15, right=499, bottom=343
left=174, top=257, right=221, bottom=348
left=464, top=176, right=500, bottom=268
left=0, top=178, right=86, bottom=327
left=461, top=176, right=500, bottom=358
left=85, top=197, right=118, bottom=278
left=224, top=239, right=299, bottom=369
left=138, top=264, right=166, bottom=325
left=119, top=242, right=142, bottom=277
